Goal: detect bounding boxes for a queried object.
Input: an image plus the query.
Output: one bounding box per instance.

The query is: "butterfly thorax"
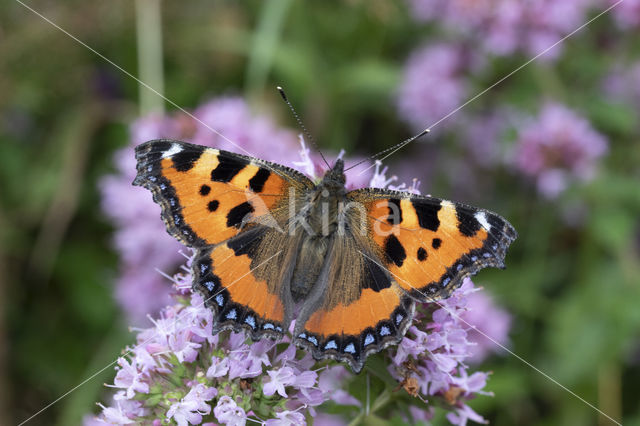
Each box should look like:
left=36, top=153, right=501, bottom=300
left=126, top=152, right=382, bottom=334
left=304, top=159, right=347, bottom=236
left=290, top=159, right=347, bottom=300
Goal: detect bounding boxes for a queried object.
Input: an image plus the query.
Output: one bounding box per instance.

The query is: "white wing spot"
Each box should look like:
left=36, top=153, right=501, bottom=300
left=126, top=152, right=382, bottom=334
left=364, top=334, right=375, bottom=346
left=162, top=143, right=183, bottom=159
left=325, top=340, right=338, bottom=350
left=244, top=316, right=256, bottom=328
left=475, top=211, right=491, bottom=230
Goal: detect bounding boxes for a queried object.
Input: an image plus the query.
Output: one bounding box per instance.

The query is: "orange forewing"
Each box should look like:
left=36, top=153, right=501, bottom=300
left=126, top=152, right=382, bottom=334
left=158, top=151, right=288, bottom=246
left=349, top=189, right=516, bottom=300
left=371, top=199, right=485, bottom=293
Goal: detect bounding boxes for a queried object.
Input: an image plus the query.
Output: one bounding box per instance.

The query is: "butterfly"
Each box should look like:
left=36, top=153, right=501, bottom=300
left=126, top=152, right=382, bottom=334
left=133, top=139, right=517, bottom=372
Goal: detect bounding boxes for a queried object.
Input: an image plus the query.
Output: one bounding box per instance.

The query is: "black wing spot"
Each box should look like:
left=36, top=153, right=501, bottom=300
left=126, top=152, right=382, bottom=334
left=386, top=198, right=402, bottom=225
left=172, top=148, right=204, bottom=172
left=456, top=205, right=481, bottom=237
left=362, top=256, right=392, bottom=292
left=226, top=227, right=266, bottom=258
left=417, top=247, right=427, bottom=261
left=200, top=185, right=211, bottom=196
left=226, top=202, right=254, bottom=228
left=384, top=234, right=406, bottom=267
left=207, top=200, right=220, bottom=212
left=248, top=168, right=271, bottom=193
left=432, top=238, right=442, bottom=249
left=412, top=200, right=441, bottom=231
left=211, top=155, right=249, bottom=182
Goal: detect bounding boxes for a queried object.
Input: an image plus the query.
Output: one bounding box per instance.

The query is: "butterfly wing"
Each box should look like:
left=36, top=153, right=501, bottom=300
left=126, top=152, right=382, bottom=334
left=348, top=188, right=517, bottom=300
left=133, top=140, right=314, bottom=338
left=294, top=187, right=516, bottom=372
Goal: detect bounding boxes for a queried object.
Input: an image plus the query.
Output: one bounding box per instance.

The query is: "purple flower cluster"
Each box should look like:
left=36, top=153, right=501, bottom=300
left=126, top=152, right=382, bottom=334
left=512, top=102, right=608, bottom=198
left=603, top=61, right=640, bottom=108
left=88, top=258, right=507, bottom=425
left=407, top=0, right=596, bottom=60
left=396, top=43, right=473, bottom=132
left=391, top=279, right=503, bottom=424
left=99, top=97, right=303, bottom=323
left=86, top=254, right=362, bottom=425
left=461, top=288, right=512, bottom=363
left=608, top=0, right=640, bottom=29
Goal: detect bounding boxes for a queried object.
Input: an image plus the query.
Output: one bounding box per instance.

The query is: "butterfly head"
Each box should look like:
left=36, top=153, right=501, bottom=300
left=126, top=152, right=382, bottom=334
left=319, top=159, right=346, bottom=190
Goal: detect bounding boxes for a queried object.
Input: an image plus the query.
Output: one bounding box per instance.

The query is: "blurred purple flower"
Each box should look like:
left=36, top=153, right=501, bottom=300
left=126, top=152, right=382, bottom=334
left=512, top=102, right=608, bottom=198
left=407, top=0, right=596, bottom=60
left=396, top=43, right=472, bottom=132
left=461, top=286, right=512, bottom=363
left=446, top=403, right=488, bottom=426
left=409, top=405, right=434, bottom=423
left=608, top=0, right=640, bottom=29
left=461, top=109, right=519, bottom=168
left=603, top=61, right=640, bottom=107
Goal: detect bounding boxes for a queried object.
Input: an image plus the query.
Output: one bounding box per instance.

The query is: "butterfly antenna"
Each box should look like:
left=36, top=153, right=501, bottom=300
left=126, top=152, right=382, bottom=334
left=344, top=128, right=430, bottom=172
left=277, top=86, right=331, bottom=169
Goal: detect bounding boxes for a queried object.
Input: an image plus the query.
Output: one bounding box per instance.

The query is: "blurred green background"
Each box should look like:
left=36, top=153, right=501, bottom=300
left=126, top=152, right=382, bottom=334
left=1, top=0, right=639, bottom=425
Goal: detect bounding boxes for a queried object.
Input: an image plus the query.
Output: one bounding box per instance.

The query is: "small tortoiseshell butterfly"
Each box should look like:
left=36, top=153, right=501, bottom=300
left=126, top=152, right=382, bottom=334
left=134, top=140, right=516, bottom=372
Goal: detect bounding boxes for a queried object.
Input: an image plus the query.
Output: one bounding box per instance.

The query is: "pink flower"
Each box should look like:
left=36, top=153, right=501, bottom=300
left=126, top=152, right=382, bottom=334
left=96, top=402, right=135, bottom=424
left=112, top=357, right=149, bottom=399
left=461, top=289, right=512, bottom=363
left=167, top=384, right=217, bottom=426
left=168, top=329, right=202, bottom=363
left=264, top=366, right=297, bottom=397
left=387, top=278, right=496, bottom=425
left=512, top=102, right=608, bottom=198
left=396, top=43, right=471, bottom=132
left=609, top=0, right=640, bottom=29
left=265, top=410, right=306, bottom=425
left=446, top=403, right=488, bottom=426
left=213, top=396, right=247, bottom=426
left=407, top=0, right=596, bottom=60
left=206, top=356, right=230, bottom=378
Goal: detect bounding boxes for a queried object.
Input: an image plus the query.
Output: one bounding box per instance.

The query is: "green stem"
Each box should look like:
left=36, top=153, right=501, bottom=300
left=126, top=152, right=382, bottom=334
left=347, top=389, right=392, bottom=426
left=135, top=0, right=165, bottom=115
left=244, top=0, right=293, bottom=100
